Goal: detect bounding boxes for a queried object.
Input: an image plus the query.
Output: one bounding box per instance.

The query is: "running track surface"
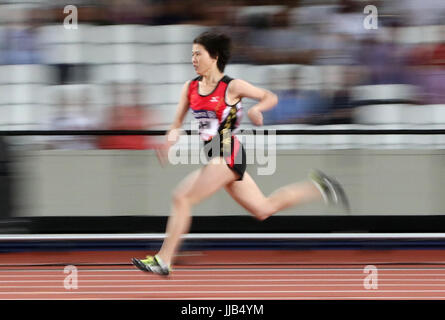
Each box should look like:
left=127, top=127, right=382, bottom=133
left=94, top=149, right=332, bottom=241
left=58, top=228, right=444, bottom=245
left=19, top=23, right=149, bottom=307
left=2, top=249, right=445, bottom=300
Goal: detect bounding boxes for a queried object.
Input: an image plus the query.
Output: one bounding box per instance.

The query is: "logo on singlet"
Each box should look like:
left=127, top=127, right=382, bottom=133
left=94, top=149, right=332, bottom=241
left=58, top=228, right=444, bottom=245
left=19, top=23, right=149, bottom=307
left=210, top=97, right=219, bottom=103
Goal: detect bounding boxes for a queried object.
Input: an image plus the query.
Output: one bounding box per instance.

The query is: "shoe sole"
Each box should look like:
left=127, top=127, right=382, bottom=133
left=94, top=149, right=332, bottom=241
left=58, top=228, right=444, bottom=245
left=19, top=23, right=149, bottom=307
left=131, top=258, right=170, bottom=276
left=329, top=177, right=350, bottom=213
left=309, top=170, right=331, bottom=204
left=132, top=258, right=150, bottom=272
left=312, top=169, right=350, bottom=213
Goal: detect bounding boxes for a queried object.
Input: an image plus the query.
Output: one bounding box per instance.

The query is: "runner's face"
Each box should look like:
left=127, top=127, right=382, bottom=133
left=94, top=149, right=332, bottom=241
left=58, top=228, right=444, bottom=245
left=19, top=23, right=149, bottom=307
left=192, top=44, right=217, bottom=75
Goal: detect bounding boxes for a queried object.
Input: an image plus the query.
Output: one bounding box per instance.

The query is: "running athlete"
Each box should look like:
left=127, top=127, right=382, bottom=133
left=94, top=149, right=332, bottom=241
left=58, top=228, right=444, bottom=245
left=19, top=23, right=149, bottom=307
left=132, top=32, right=349, bottom=275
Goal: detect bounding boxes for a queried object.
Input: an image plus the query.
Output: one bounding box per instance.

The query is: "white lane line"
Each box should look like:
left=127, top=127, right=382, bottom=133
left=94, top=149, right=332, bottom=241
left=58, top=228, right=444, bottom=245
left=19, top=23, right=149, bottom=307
left=3, top=273, right=445, bottom=278
left=161, top=268, right=445, bottom=271
left=3, top=267, right=445, bottom=272
left=5, top=283, right=445, bottom=289
left=3, top=278, right=445, bottom=283
left=3, top=269, right=445, bottom=274
left=5, top=290, right=445, bottom=294
left=3, top=297, right=445, bottom=300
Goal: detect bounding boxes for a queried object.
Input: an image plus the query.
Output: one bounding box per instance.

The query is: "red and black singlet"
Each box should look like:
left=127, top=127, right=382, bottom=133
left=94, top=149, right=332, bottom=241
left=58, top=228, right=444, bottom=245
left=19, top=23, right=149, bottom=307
left=188, top=75, right=243, bottom=141
left=187, top=75, right=246, bottom=180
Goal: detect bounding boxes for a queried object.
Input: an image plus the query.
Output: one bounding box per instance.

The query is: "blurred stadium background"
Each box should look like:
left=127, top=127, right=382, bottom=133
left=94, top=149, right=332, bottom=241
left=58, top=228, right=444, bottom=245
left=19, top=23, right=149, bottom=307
left=1, top=0, right=445, bottom=233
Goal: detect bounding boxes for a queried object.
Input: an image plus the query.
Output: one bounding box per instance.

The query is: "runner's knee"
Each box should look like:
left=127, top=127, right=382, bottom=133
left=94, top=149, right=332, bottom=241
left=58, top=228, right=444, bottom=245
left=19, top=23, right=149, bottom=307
left=172, top=189, right=191, bottom=207
left=251, top=201, right=277, bottom=221
left=172, top=189, right=201, bottom=208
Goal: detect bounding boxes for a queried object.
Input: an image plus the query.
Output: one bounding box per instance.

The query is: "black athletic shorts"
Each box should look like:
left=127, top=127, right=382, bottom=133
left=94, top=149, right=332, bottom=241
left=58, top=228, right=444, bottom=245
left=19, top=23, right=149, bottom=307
left=203, top=135, right=246, bottom=181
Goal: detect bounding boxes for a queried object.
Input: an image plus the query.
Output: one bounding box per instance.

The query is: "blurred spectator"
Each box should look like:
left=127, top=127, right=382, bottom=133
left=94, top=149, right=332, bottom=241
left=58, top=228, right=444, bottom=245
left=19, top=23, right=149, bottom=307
left=325, top=66, right=360, bottom=124
left=1, top=9, right=41, bottom=65
left=108, top=0, right=151, bottom=24
left=98, top=82, right=157, bottom=150
left=357, top=25, right=409, bottom=85
left=329, top=0, right=366, bottom=40
left=396, top=0, right=445, bottom=26
left=47, top=88, right=98, bottom=150
left=150, top=0, right=204, bottom=25
left=421, top=30, right=445, bottom=104
left=317, top=0, right=368, bottom=66
left=243, top=7, right=319, bottom=65
left=198, top=0, right=238, bottom=26
left=407, top=37, right=445, bottom=104
left=263, top=68, right=330, bottom=125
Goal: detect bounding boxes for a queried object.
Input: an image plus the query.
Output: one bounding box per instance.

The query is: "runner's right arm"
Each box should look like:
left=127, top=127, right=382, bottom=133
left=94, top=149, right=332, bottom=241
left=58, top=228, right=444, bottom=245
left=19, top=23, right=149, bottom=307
left=166, top=81, right=190, bottom=146
left=156, top=81, right=190, bottom=166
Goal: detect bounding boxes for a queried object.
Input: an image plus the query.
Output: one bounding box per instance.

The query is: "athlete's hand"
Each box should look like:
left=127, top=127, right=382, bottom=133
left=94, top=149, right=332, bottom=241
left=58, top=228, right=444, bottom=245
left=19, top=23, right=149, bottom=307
left=155, top=143, right=170, bottom=167
left=248, top=107, right=263, bottom=126
left=155, top=128, right=182, bottom=167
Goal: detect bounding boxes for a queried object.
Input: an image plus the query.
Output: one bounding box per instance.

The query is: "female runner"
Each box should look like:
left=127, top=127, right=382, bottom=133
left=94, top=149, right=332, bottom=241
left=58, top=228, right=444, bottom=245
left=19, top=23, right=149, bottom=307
left=132, top=32, right=349, bottom=275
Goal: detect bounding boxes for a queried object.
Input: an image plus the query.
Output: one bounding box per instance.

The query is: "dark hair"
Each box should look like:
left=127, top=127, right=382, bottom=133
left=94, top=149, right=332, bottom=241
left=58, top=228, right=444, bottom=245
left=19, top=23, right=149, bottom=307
left=193, top=32, right=231, bottom=72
